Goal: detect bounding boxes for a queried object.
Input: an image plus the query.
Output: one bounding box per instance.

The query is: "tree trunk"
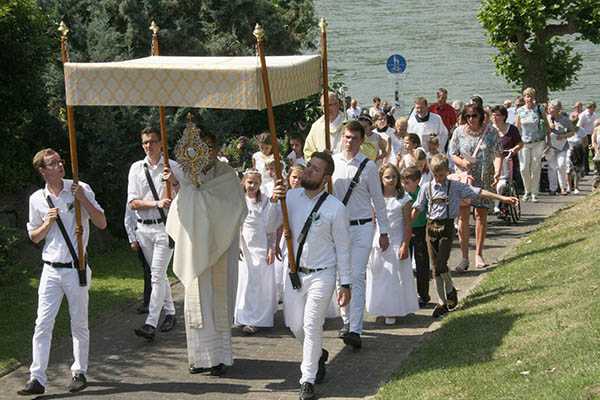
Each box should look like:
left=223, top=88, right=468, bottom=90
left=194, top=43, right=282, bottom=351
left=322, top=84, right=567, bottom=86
left=522, top=48, right=549, bottom=104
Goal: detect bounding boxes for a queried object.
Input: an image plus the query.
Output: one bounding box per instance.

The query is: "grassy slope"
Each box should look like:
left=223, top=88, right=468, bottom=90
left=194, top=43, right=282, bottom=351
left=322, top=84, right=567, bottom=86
left=378, top=192, right=600, bottom=400
left=0, top=244, right=143, bottom=375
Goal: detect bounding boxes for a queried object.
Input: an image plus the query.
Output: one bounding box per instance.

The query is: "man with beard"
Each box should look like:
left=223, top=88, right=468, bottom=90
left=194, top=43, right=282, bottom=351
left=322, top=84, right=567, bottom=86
left=408, top=96, right=449, bottom=153
left=268, top=151, right=352, bottom=400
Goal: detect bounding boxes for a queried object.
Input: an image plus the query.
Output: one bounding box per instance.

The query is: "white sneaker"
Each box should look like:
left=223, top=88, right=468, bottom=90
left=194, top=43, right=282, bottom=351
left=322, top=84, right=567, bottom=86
left=531, top=194, right=538, bottom=203
left=493, top=206, right=501, bottom=214
left=522, top=193, right=530, bottom=202
left=573, top=189, right=581, bottom=194
left=384, top=317, right=396, bottom=325
left=455, top=258, right=469, bottom=272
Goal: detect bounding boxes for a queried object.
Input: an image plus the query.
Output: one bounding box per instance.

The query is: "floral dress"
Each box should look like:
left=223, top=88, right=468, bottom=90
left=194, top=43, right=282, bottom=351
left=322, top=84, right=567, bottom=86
left=449, top=123, right=502, bottom=208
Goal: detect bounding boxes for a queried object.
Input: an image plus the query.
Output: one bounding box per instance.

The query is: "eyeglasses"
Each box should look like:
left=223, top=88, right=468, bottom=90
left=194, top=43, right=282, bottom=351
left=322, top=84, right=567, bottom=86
left=45, top=159, right=65, bottom=168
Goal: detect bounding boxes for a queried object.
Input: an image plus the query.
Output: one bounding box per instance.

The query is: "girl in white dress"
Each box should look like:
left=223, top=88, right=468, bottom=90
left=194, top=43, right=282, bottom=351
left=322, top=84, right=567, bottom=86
left=398, top=133, right=422, bottom=170
left=235, top=169, right=276, bottom=334
left=274, top=164, right=305, bottom=306
left=366, top=164, right=419, bottom=325
left=252, top=132, right=275, bottom=193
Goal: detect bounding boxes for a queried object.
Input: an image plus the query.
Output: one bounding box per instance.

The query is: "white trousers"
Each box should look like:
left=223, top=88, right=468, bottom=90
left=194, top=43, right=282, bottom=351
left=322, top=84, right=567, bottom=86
left=30, top=265, right=91, bottom=387
left=136, top=226, right=175, bottom=328
left=546, top=148, right=568, bottom=192
left=519, top=141, right=546, bottom=195
left=284, top=268, right=336, bottom=385
left=340, top=223, right=374, bottom=334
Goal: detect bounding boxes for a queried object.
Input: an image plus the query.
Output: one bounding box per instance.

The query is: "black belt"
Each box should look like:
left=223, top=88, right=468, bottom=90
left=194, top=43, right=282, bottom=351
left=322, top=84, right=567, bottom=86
left=298, top=267, right=328, bottom=274
left=349, top=218, right=373, bottom=226
left=427, top=218, right=453, bottom=224
left=43, top=260, right=74, bottom=269
left=137, top=218, right=164, bottom=225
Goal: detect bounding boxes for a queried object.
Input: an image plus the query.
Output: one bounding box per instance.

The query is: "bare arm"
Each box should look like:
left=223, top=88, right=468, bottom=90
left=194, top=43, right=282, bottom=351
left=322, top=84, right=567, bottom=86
left=72, top=184, right=107, bottom=230
left=29, top=209, right=58, bottom=244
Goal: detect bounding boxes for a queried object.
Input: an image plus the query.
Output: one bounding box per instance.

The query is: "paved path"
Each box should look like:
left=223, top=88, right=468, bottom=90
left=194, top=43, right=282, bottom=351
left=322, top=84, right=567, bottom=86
left=1, top=178, right=594, bottom=400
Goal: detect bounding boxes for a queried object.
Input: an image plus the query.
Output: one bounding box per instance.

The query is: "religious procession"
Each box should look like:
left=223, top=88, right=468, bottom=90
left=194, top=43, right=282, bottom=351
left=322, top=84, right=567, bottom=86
left=3, top=2, right=600, bottom=400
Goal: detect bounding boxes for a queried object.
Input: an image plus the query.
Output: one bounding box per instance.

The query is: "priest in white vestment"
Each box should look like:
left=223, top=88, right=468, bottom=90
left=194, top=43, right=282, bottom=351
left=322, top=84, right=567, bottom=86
left=166, top=130, right=247, bottom=373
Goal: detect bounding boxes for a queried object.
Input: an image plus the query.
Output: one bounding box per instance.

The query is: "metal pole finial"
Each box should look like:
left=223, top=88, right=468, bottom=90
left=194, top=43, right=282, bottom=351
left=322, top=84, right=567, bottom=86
left=253, top=23, right=265, bottom=41
left=319, top=18, right=327, bottom=32
left=58, top=21, right=70, bottom=37
left=150, top=20, right=160, bottom=35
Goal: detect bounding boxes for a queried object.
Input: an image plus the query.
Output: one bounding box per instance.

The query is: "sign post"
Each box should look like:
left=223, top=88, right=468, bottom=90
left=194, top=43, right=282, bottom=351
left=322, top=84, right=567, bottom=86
left=386, top=54, right=407, bottom=114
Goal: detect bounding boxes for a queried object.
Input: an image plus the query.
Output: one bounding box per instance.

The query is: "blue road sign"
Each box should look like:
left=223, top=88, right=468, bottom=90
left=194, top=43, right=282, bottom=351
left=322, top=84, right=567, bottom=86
left=386, top=54, right=407, bottom=74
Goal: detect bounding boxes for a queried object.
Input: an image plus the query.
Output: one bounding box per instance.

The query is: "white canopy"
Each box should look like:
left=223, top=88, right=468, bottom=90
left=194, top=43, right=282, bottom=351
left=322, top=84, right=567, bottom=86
left=63, top=55, right=322, bottom=110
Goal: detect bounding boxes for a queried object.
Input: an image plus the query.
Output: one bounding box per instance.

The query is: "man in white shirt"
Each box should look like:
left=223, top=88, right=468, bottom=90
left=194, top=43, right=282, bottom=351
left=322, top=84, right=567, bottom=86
left=19, top=149, right=106, bottom=396
left=346, top=98, right=362, bottom=120
left=332, top=120, right=391, bottom=349
left=303, top=93, right=345, bottom=160
left=578, top=102, right=598, bottom=173
left=129, top=127, right=181, bottom=341
left=269, top=151, right=352, bottom=400
left=407, top=96, right=449, bottom=152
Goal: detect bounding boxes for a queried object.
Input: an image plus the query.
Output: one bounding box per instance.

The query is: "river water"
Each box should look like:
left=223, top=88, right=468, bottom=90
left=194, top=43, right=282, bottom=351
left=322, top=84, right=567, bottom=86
left=314, top=0, right=600, bottom=113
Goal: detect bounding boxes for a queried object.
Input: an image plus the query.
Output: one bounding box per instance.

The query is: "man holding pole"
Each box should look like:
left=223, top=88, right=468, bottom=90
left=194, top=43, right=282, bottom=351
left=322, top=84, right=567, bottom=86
left=269, top=151, right=352, bottom=400
left=129, top=127, right=181, bottom=341
left=303, top=92, right=345, bottom=160
left=19, top=148, right=106, bottom=396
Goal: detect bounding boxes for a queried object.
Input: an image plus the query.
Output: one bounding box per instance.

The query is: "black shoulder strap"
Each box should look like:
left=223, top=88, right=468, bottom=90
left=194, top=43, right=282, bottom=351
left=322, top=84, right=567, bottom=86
left=342, top=157, right=370, bottom=206
left=143, top=163, right=167, bottom=223
left=46, top=194, right=87, bottom=285
left=295, top=192, right=329, bottom=268
left=445, top=180, right=451, bottom=219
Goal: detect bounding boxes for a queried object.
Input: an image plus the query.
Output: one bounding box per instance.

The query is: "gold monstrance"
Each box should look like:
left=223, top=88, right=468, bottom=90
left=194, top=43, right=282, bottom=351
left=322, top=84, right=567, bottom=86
left=174, top=114, right=211, bottom=187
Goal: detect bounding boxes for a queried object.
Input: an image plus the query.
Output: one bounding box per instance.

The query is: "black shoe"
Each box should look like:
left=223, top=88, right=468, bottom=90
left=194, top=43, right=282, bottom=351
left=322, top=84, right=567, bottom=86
left=315, top=348, right=328, bottom=384
left=343, top=332, right=362, bottom=349
left=189, top=366, right=209, bottom=374
left=446, top=288, right=458, bottom=310
left=209, top=363, right=227, bottom=376
left=299, top=382, right=316, bottom=400
left=134, top=324, right=156, bottom=341
left=159, top=314, right=176, bottom=332
left=418, top=296, right=430, bottom=308
left=67, top=373, right=88, bottom=393
left=432, top=304, right=449, bottom=318
left=337, top=323, right=349, bottom=339
left=136, top=304, right=149, bottom=314
left=17, top=379, right=45, bottom=396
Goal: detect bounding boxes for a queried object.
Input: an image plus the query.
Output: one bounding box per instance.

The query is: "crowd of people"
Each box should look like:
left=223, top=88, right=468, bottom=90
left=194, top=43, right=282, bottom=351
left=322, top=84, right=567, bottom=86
left=19, top=87, right=599, bottom=400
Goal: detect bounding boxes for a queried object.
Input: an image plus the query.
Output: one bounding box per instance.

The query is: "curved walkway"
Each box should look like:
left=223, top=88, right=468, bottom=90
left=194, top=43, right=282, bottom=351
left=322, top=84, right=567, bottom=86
left=0, top=176, right=594, bottom=400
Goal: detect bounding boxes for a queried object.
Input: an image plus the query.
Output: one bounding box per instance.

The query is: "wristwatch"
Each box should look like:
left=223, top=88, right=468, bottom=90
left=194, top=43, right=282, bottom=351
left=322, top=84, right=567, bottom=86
left=341, top=284, right=351, bottom=289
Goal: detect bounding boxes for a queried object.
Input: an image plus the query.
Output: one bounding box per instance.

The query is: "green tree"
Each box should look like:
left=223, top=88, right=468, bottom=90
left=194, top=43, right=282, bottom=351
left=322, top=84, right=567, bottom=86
left=0, top=0, right=56, bottom=192
left=37, top=0, right=319, bottom=234
left=478, top=0, right=600, bottom=102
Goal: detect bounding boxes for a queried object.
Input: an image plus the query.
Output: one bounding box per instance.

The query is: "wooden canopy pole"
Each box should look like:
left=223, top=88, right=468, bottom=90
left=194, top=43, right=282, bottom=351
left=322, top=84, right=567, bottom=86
left=319, top=18, right=333, bottom=193
left=253, top=24, right=301, bottom=290
left=149, top=21, right=173, bottom=199
left=58, top=21, right=86, bottom=286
